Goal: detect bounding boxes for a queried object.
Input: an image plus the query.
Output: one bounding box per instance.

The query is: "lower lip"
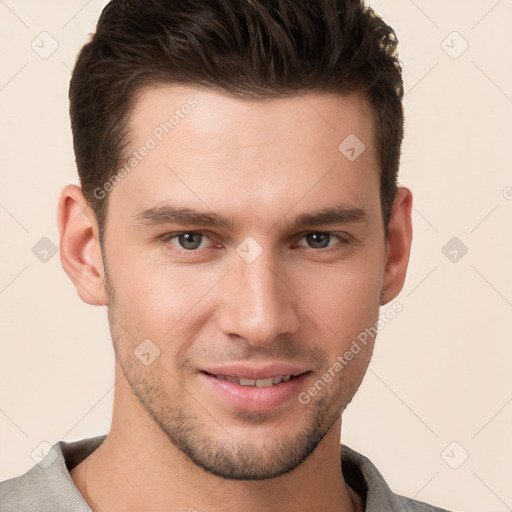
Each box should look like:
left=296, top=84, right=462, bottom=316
left=200, top=372, right=310, bottom=413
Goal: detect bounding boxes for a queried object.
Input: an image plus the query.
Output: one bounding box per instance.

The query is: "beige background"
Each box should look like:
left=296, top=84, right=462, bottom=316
left=0, top=1, right=511, bottom=511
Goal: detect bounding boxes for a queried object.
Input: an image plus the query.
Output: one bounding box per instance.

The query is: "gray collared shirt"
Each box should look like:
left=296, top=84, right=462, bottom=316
left=0, top=436, right=451, bottom=511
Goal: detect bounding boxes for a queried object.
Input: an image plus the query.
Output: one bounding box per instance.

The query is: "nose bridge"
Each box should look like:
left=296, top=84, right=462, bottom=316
left=217, top=245, right=300, bottom=345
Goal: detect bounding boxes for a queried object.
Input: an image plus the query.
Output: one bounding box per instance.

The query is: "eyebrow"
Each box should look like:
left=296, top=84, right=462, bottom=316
left=132, top=203, right=369, bottom=231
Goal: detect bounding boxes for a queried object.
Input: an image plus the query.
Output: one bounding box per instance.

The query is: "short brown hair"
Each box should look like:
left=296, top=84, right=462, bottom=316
left=69, top=0, right=404, bottom=240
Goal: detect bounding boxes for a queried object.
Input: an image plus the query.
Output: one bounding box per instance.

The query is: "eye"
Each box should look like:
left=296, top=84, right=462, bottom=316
left=163, top=232, right=211, bottom=250
left=296, top=232, right=348, bottom=249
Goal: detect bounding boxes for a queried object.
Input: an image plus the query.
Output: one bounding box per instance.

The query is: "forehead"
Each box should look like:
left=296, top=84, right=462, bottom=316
left=107, top=85, right=380, bottom=227
left=129, top=84, right=376, bottom=153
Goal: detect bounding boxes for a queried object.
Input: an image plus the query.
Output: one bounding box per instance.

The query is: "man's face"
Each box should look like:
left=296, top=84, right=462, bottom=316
left=103, top=86, right=388, bottom=479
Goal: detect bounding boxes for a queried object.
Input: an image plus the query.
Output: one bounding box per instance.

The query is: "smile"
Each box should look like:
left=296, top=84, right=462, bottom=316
left=201, top=370, right=310, bottom=412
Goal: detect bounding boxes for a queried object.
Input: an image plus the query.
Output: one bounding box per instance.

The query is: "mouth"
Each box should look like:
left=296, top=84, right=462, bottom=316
left=199, top=369, right=311, bottom=413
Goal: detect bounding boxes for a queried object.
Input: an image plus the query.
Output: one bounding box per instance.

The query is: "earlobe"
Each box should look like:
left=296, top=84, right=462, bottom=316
left=57, top=184, right=107, bottom=306
left=380, top=186, right=413, bottom=305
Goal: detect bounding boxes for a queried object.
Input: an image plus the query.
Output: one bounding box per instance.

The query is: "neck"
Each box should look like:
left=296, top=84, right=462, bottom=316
left=70, top=367, right=363, bottom=512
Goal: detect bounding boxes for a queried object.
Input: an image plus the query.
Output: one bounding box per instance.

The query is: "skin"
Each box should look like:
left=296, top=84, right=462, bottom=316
left=58, top=85, right=412, bottom=512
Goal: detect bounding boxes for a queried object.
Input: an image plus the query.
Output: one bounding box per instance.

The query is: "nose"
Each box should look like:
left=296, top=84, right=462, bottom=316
left=216, top=249, right=301, bottom=347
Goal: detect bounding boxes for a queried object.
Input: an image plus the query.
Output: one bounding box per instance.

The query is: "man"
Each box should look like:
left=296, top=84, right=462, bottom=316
left=0, top=0, right=451, bottom=510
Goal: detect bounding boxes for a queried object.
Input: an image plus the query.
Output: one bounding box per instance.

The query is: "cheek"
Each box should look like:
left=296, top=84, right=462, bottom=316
left=107, top=245, right=226, bottom=339
left=304, top=261, right=384, bottom=403
left=300, top=254, right=384, bottom=345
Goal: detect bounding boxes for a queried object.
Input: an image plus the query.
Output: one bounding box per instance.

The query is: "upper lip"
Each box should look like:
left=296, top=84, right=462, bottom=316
left=201, top=363, right=310, bottom=380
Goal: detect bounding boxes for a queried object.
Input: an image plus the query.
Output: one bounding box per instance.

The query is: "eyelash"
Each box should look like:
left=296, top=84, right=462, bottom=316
left=159, top=231, right=351, bottom=253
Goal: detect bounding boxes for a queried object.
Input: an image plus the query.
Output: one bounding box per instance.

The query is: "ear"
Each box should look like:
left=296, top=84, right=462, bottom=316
left=57, top=184, right=107, bottom=306
left=380, top=186, right=413, bottom=305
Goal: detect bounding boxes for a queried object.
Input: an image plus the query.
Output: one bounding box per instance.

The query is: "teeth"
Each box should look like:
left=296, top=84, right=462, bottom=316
left=214, top=375, right=293, bottom=387
left=255, top=377, right=274, bottom=388
left=239, top=378, right=256, bottom=386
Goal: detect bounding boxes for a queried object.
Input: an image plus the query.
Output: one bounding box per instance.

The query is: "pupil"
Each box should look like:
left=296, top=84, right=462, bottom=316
left=308, top=233, right=330, bottom=248
left=180, top=233, right=201, bottom=250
